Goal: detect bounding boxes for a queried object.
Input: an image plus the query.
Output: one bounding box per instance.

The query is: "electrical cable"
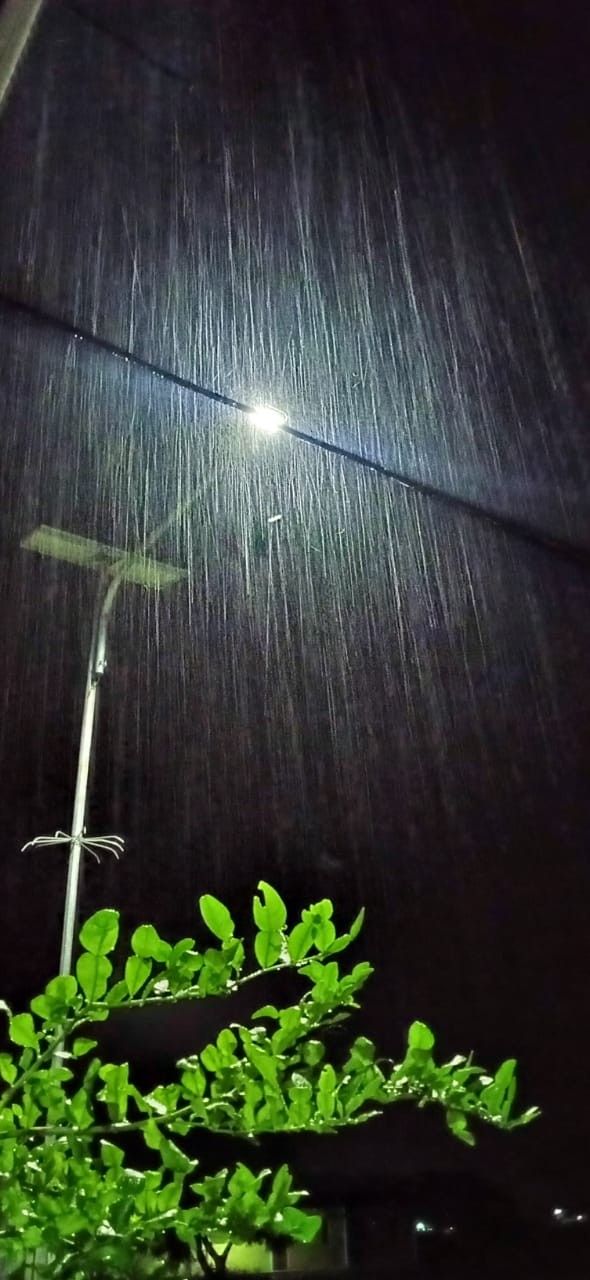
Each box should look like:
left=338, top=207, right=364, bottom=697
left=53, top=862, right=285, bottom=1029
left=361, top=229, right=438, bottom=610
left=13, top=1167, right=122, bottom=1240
left=40, top=6, right=590, bottom=570
left=2, top=290, right=589, bottom=572
left=57, top=0, right=195, bottom=86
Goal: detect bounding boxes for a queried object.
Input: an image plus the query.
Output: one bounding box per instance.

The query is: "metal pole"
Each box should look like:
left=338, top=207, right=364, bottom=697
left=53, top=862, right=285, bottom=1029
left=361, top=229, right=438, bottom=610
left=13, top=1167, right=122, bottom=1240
left=32, top=574, right=119, bottom=1280
left=58, top=573, right=121, bottom=977
left=0, top=0, right=44, bottom=113
left=23, top=519, right=188, bottom=978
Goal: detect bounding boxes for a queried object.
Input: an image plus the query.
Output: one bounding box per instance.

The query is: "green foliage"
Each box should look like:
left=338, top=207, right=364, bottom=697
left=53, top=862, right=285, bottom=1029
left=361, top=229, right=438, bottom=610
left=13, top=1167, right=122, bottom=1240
left=79, top=909, right=120, bottom=957
left=199, top=895, right=235, bottom=943
left=0, top=883, right=538, bottom=1277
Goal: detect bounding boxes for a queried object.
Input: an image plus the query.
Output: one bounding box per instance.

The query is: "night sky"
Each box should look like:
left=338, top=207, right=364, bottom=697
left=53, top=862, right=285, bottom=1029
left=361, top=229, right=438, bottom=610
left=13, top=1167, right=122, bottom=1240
left=1, top=0, right=590, bottom=1228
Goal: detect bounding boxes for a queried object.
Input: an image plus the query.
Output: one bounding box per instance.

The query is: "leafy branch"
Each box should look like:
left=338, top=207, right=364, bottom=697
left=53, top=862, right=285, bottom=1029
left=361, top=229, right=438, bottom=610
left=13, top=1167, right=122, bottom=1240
left=0, top=883, right=539, bottom=1277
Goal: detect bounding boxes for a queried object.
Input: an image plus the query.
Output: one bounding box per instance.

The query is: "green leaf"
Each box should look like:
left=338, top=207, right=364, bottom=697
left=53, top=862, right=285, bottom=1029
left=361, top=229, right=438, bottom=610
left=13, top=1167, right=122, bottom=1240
left=171, top=936, right=196, bottom=959
left=158, top=1180, right=182, bottom=1211
left=217, top=1028, right=238, bottom=1060
left=326, top=908, right=366, bottom=955
left=159, top=1136, right=193, bottom=1174
left=144, top=1119, right=162, bottom=1151
left=70, top=1087, right=93, bottom=1128
left=100, top=1140, right=125, bottom=1168
left=76, top=952, right=112, bottom=1001
left=317, top=1063, right=337, bottom=1120
left=228, top=1163, right=265, bottom=1196
left=253, top=882, right=287, bottom=931
left=308, top=960, right=340, bottom=995
left=72, top=1037, right=98, bottom=1058
left=21, top=1226, right=43, bottom=1249
left=44, top=972, right=78, bottom=1003
left=53, top=1211, right=88, bottom=1236
left=180, top=1064, right=206, bottom=1099
left=345, top=1036, right=376, bottom=1070
left=254, top=930, right=283, bottom=968
left=30, top=994, right=51, bottom=1019
left=199, top=894, right=235, bottom=941
left=311, top=898, right=333, bottom=921
left=131, top=923, right=171, bottom=962
left=288, top=919, right=314, bottom=963
left=84, top=1004, right=110, bottom=1022
left=313, top=918, right=336, bottom=950
left=9, top=1013, right=38, bottom=1050
left=348, top=961, right=374, bottom=990
left=222, top=936, right=245, bottom=970
left=302, top=1040, right=325, bottom=1067
left=198, top=960, right=229, bottom=996
left=408, top=1021, right=435, bottom=1052
left=348, top=906, right=365, bottom=941
left=323, top=933, right=353, bottom=956
left=98, top=1062, right=129, bottom=1121
left=494, top=1058, right=516, bottom=1090
left=201, top=1043, right=222, bottom=1073
left=125, top=955, right=153, bottom=997
left=105, top=979, right=129, bottom=1007
left=79, top=908, right=120, bottom=956
left=519, top=1106, right=541, bottom=1125
left=241, top=1033, right=278, bottom=1087
left=446, top=1108, right=476, bottom=1146
left=268, top=1163, right=293, bottom=1212
left=0, top=1054, right=17, bottom=1084
left=281, top=1207, right=322, bottom=1243
left=252, top=1004, right=280, bottom=1020
left=271, top=1008, right=302, bottom=1054
left=501, top=1076, right=517, bottom=1120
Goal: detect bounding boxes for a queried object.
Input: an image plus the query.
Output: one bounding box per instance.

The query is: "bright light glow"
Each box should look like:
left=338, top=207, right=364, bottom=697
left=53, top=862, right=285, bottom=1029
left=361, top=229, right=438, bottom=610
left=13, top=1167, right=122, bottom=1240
left=203, top=1242, right=272, bottom=1272
left=553, top=1208, right=564, bottom=1218
left=247, top=405, right=288, bottom=433
left=414, top=1221, right=432, bottom=1234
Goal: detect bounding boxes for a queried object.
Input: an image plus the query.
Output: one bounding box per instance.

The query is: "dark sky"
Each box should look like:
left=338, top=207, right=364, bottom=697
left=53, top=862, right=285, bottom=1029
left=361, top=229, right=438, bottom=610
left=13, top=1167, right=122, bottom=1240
left=1, top=0, right=590, bottom=1219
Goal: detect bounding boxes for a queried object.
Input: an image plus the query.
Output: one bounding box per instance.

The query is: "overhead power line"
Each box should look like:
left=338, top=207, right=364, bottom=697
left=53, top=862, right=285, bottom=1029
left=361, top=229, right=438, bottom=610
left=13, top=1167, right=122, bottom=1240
left=1, top=290, right=589, bottom=572
left=59, top=0, right=197, bottom=86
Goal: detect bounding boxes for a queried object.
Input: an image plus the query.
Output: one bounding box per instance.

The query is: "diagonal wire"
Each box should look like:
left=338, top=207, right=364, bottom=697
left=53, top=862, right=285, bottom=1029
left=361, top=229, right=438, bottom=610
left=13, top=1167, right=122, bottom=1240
left=2, top=290, right=590, bottom=572
left=56, top=0, right=196, bottom=86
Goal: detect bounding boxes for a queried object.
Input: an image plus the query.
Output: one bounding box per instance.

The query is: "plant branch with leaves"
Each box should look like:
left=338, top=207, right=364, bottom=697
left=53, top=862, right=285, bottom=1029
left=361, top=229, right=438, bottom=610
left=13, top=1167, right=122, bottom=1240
left=0, top=884, right=539, bottom=1277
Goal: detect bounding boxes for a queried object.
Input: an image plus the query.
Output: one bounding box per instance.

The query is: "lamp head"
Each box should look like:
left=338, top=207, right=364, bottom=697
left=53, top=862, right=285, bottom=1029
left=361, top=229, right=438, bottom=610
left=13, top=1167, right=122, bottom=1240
left=21, top=526, right=187, bottom=590
left=247, top=405, right=288, bottom=433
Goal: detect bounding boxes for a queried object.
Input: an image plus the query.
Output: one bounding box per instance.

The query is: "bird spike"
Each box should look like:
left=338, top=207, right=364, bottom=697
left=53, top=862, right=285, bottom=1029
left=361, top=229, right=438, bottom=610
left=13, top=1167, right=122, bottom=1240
left=22, top=831, right=125, bottom=864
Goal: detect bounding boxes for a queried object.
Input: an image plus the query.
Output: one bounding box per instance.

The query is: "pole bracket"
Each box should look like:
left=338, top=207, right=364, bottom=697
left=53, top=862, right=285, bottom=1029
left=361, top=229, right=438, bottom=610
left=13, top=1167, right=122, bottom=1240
left=22, top=830, right=124, bottom=863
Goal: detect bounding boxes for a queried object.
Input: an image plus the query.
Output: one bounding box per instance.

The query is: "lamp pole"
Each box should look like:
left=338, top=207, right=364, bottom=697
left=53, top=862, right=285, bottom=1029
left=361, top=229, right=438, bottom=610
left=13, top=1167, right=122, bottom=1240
left=21, top=415, right=287, bottom=975
left=22, top=525, right=187, bottom=976
left=20, top=527, right=187, bottom=1280
left=0, top=0, right=44, bottom=114
left=58, top=572, right=119, bottom=977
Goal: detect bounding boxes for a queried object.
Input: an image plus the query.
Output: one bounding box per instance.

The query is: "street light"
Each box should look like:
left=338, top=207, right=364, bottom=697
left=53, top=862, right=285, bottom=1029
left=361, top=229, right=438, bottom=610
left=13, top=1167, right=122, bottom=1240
left=21, top=525, right=187, bottom=978
left=247, top=405, right=288, bottom=433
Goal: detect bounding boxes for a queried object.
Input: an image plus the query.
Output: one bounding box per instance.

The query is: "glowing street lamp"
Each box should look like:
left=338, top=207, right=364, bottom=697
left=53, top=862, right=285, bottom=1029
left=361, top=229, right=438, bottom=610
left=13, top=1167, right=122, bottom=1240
left=246, top=404, right=288, bottom=433
left=21, top=525, right=187, bottom=979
